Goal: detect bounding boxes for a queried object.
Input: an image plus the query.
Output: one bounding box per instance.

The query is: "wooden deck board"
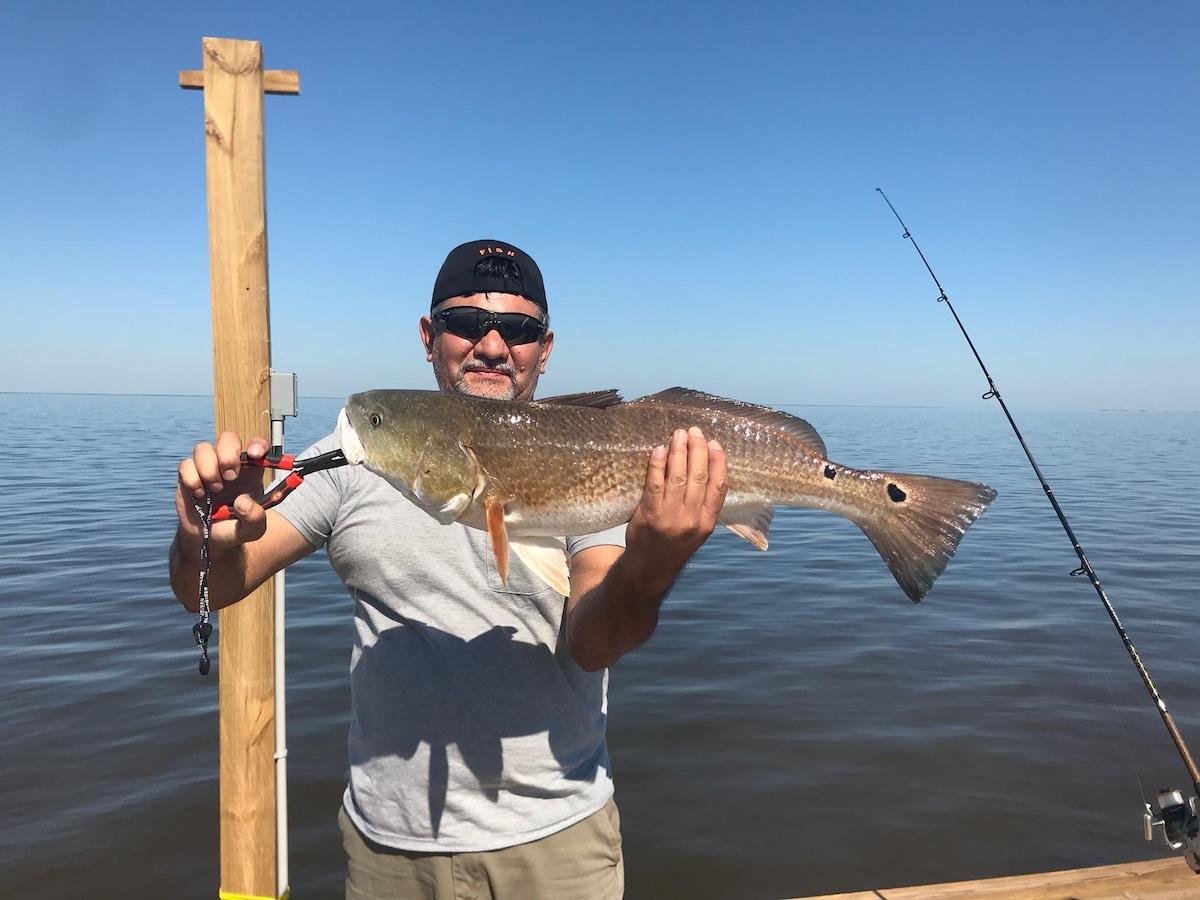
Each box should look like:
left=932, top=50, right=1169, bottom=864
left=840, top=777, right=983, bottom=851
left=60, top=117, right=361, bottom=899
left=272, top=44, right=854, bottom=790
left=785, top=856, right=1197, bottom=900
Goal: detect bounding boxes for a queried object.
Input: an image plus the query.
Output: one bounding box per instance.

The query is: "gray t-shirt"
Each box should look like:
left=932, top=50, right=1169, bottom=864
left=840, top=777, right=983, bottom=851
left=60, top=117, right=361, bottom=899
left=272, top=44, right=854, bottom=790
left=275, top=432, right=626, bottom=852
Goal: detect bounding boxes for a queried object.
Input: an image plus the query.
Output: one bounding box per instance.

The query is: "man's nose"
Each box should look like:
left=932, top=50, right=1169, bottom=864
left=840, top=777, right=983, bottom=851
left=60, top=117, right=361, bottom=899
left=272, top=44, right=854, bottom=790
left=473, top=326, right=509, bottom=359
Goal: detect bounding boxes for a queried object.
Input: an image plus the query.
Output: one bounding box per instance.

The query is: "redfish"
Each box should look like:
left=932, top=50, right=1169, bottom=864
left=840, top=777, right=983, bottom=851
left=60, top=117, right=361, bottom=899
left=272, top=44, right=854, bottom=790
left=336, top=387, right=996, bottom=602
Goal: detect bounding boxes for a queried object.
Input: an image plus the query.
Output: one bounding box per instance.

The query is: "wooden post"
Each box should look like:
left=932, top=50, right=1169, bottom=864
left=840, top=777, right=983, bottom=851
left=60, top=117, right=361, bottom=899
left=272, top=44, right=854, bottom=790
left=180, top=37, right=299, bottom=900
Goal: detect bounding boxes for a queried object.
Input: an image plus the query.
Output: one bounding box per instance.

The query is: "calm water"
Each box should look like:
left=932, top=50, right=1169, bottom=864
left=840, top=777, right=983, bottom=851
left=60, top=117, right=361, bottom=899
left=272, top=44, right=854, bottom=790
left=1, top=393, right=1197, bottom=899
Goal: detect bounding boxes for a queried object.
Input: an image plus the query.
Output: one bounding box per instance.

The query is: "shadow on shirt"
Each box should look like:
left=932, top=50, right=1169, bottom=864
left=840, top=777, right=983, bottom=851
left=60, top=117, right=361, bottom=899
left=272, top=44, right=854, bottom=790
left=349, top=606, right=609, bottom=839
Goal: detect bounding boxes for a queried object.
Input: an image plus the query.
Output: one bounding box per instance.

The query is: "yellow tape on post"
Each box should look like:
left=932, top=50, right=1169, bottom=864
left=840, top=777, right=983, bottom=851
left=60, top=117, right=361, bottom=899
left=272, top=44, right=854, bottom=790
left=218, top=889, right=289, bottom=900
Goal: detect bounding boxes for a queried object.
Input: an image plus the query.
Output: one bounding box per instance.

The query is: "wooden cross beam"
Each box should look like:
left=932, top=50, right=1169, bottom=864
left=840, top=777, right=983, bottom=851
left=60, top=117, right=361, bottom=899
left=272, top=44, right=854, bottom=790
left=179, top=68, right=300, bottom=95
left=179, top=36, right=298, bottom=900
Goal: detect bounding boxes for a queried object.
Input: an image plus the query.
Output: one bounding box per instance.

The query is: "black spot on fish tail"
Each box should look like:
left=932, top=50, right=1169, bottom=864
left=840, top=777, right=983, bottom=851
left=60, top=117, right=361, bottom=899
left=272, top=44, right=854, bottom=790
left=824, top=465, right=837, bottom=480
left=850, top=475, right=997, bottom=603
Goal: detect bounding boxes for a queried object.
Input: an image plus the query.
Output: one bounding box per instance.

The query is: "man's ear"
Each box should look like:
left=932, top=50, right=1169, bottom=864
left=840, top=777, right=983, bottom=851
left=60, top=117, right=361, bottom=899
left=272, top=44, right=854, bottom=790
left=419, top=316, right=435, bottom=360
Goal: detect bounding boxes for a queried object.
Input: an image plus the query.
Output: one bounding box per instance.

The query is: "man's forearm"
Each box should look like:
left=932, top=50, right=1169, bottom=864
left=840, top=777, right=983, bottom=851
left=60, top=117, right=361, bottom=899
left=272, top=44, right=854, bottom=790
left=168, top=528, right=254, bottom=614
left=566, top=427, right=728, bottom=673
left=565, top=543, right=685, bottom=673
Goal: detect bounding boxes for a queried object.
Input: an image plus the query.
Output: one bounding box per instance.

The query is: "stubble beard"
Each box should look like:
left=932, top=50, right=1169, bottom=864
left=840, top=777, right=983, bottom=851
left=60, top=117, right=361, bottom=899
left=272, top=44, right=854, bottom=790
left=429, top=328, right=547, bottom=400
left=455, top=362, right=520, bottom=400
left=430, top=348, right=530, bottom=401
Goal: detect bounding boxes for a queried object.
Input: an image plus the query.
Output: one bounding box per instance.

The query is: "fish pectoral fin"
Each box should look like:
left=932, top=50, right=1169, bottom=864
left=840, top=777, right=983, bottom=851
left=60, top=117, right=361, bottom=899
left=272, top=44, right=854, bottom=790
left=511, top=537, right=571, bottom=597
left=485, top=498, right=510, bottom=583
left=719, top=504, right=775, bottom=550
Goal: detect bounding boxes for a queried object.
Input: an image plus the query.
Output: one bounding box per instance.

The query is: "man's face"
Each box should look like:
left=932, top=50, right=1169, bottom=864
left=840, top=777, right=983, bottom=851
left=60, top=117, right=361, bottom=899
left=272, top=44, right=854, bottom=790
left=419, top=292, right=554, bottom=401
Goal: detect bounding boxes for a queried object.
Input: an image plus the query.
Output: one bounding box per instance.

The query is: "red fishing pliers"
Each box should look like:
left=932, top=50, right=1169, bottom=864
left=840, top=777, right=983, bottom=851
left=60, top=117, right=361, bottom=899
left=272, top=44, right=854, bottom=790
left=192, top=447, right=349, bottom=676
left=210, top=447, right=349, bottom=521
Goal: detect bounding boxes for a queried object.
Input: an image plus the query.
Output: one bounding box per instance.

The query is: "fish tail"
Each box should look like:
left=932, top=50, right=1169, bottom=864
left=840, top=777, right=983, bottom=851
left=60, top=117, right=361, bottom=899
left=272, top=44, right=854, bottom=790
left=851, top=473, right=997, bottom=603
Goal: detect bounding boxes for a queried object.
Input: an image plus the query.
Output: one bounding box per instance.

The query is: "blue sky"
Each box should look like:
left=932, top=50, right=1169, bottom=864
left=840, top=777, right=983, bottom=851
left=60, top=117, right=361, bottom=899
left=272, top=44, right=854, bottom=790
left=2, top=1, right=1196, bottom=410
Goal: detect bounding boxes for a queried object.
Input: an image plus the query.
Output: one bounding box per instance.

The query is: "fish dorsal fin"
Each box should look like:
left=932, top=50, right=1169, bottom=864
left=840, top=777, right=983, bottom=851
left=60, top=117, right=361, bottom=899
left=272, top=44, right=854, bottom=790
left=536, top=390, right=624, bottom=408
left=511, top=537, right=571, bottom=597
left=629, top=387, right=827, bottom=457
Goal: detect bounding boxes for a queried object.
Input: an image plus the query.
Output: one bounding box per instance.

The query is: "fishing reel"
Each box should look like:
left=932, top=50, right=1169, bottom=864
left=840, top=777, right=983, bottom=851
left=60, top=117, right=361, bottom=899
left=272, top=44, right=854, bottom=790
left=1143, top=788, right=1200, bottom=872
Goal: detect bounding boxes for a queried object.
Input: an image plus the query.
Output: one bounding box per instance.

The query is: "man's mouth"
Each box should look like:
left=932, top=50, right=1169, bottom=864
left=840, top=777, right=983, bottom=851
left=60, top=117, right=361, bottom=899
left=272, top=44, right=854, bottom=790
left=462, top=367, right=512, bottom=380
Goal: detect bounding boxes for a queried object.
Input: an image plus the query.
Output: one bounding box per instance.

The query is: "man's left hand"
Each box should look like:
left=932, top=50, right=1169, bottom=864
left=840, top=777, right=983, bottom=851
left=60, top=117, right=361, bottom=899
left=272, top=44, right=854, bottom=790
left=624, top=426, right=729, bottom=590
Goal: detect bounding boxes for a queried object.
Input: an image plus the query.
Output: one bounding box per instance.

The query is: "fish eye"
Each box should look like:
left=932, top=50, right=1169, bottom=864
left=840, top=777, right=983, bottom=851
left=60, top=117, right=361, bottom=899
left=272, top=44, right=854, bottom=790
left=368, top=413, right=383, bottom=428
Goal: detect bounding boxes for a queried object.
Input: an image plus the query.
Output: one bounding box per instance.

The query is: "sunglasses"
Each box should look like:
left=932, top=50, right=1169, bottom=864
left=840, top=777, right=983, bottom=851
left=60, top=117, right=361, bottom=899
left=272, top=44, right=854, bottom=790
left=433, top=307, right=547, bottom=346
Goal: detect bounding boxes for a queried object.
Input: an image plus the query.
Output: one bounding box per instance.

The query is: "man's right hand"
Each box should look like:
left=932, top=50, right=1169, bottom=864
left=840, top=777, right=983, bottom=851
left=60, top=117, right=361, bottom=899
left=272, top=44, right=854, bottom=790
left=170, top=431, right=317, bottom=613
left=175, top=431, right=272, bottom=551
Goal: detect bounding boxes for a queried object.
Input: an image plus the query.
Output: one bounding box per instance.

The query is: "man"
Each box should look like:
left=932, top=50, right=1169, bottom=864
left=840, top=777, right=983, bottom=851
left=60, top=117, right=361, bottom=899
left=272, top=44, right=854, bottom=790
left=170, top=240, right=728, bottom=899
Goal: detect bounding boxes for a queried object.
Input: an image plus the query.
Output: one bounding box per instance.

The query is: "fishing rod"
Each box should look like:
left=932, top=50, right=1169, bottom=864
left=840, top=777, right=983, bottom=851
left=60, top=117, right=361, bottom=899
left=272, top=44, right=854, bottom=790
left=876, top=187, right=1200, bottom=871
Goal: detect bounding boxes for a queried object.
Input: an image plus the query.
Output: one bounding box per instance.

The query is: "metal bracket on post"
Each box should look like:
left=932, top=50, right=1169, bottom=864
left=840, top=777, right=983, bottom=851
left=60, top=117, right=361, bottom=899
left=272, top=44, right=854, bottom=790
left=269, top=370, right=298, bottom=453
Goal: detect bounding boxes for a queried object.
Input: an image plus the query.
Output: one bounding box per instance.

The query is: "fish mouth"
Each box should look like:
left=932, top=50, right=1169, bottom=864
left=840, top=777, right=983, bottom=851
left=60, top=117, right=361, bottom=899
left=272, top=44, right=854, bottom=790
left=336, top=407, right=366, bottom=465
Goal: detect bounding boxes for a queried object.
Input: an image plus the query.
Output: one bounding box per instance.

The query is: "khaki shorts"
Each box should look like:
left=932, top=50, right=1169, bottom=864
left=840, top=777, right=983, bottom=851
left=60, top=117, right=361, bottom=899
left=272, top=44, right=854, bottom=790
left=339, top=798, right=624, bottom=900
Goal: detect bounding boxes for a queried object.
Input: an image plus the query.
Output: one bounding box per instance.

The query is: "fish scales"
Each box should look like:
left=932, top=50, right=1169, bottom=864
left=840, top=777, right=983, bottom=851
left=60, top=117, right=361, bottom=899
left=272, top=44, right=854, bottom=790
left=428, top=401, right=825, bottom=530
left=336, top=388, right=997, bottom=602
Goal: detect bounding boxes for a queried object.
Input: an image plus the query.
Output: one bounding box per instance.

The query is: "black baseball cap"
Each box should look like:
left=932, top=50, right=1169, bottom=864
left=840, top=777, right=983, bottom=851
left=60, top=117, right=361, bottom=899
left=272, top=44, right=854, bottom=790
left=431, top=240, right=547, bottom=312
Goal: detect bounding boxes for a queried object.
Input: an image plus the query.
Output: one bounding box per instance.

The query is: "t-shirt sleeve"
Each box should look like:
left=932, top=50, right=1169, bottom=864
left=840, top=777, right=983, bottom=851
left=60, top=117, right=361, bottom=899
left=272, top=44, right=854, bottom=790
left=272, top=433, right=342, bottom=549
left=565, top=522, right=626, bottom=557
